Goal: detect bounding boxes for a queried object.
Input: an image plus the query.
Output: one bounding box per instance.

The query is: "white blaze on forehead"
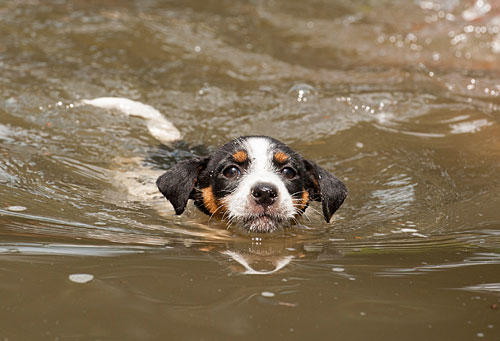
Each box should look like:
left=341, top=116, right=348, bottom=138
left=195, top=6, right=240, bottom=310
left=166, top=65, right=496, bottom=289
left=243, top=137, right=273, bottom=173
left=225, top=137, right=295, bottom=223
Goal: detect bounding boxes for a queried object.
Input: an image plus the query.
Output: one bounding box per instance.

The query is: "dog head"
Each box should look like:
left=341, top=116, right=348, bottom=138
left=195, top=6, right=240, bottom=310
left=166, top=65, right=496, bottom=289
left=156, top=136, right=347, bottom=233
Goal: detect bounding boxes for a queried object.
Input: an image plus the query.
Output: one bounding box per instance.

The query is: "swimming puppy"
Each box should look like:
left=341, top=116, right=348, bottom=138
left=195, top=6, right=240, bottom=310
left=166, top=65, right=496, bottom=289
left=156, top=136, right=347, bottom=233
left=80, top=98, right=346, bottom=233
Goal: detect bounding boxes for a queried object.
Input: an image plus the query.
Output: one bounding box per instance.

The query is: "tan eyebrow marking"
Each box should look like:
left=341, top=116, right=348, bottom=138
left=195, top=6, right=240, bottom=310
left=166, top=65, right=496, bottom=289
left=274, top=151, right=289, bottom=163
left=232, top=150, right=248, bottom=163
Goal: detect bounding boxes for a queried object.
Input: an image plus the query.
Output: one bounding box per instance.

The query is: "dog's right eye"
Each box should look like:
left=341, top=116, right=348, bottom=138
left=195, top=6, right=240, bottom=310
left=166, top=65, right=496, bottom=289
left=222, top=165, right=241, bottom=179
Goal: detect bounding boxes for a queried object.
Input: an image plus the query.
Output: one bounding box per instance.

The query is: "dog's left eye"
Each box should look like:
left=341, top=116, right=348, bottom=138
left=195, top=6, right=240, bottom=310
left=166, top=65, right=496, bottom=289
left=223, top=165, right=241, bottom=179
left=281, top=167, right=297, bottom=179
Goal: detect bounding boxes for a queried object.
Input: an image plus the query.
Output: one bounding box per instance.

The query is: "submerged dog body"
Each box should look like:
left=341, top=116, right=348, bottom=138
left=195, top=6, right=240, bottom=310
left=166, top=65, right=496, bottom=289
left=157, top=136, right=347, bottom=233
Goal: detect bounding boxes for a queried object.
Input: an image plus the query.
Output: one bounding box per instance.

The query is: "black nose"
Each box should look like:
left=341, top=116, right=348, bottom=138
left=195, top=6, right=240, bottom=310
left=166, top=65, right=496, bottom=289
left=251, top=183, right=278, bottom=207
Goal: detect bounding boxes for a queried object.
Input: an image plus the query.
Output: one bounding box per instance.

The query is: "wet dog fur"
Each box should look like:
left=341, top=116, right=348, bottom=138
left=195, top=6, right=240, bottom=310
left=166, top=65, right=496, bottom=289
left=82, top=98, right=347, bottom=234
left=156, top=136, right=347, bottom=233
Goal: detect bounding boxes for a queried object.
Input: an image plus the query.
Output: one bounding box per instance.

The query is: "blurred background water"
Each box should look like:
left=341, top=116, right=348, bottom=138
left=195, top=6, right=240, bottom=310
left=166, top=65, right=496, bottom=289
left=1, top=0, right=500, bottom=339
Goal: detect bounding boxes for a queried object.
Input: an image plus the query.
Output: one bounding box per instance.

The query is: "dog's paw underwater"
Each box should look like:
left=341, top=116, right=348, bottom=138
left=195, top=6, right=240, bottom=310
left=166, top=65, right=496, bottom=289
left=157, top=136, right=348, bottom=233
left=82, top=97, right=347, bottom=234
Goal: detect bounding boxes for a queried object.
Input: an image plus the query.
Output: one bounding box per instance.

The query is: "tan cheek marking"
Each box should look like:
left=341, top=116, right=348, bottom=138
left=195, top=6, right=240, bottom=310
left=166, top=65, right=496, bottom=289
left=232, top=150, right=248, bottom=163
left=302, top=190, right=309, bottom=206
left=202, top=186, right=220, bottom=214
left=297, top=189, right=309, bottom=212
left=274, top=151, right=289, bottom=163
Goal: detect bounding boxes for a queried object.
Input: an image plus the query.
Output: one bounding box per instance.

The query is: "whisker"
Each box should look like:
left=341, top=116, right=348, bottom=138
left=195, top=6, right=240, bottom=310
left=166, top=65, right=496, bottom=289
left=207, top=204, right=225, bottom=224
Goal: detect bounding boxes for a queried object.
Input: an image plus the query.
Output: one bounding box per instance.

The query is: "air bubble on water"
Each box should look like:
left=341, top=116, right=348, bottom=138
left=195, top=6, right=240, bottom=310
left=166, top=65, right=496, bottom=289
left=69, top=273, right=94, bottom=284
left=261, top=291, right=275, bottom=297
left=287, top=83, right=317, bottom=102
left=7, top=206, right=27, bottom=212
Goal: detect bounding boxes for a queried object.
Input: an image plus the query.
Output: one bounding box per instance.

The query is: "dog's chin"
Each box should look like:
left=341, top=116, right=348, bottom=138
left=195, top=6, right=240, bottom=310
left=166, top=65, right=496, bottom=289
left=241, top=214, right=286, bottom=233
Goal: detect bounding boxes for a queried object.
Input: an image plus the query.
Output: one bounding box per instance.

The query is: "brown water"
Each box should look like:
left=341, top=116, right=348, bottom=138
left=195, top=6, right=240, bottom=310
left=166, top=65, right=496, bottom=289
left=1, top=0, right=500, bottom=339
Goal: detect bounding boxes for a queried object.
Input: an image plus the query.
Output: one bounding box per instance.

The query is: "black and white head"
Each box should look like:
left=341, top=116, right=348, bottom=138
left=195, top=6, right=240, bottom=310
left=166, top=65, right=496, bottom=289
left=156, top=136, right=347, bottom=233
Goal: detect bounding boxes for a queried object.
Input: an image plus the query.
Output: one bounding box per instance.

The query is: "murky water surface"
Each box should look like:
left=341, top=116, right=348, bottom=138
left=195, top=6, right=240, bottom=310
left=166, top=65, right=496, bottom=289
left=1, top=0, right=500, bottom=339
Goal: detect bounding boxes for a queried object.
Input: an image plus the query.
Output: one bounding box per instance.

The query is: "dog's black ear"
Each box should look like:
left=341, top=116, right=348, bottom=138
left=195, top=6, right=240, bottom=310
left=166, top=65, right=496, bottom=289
left=156, top=158, right=207, bottom=215
left=303, top=159, right=348, bottom=223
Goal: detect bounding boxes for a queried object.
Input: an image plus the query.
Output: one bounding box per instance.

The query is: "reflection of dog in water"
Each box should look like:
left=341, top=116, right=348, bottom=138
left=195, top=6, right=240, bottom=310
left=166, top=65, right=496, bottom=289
left=83, top=97, right=347, bottom=235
